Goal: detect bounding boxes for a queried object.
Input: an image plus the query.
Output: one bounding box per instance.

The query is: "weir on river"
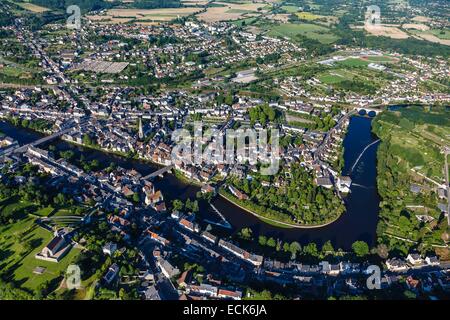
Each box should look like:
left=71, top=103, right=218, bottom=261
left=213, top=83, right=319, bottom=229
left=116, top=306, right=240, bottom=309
left=349, top=139, right=380, bottom=173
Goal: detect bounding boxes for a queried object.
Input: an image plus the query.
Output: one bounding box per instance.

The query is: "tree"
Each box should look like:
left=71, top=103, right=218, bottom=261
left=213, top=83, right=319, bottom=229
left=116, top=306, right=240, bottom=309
left=239, top=227, right=253, bottom=240
left=258, top=235, right=267, bottom=246
left=303, top=243, right=318, bottom=257
left=289, top=241, right=301, bottom=258
left=82, top=134, right=93, bottom=146
left=191, top=200, right=199, bottom=213
left=322, top=240, right=334, bottom=255
left=172, top=199, right=184, bottom=211
left=376, top=243, right=389, bottom=259
left=266, top=237, right=276, bottom=248
left=352, top=241, right=369, bottom=257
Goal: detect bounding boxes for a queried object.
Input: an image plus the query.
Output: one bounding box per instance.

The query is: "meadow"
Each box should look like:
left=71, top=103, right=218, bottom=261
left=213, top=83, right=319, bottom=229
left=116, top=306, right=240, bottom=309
left=0, top=197, right=81, bottom=293
left=267, top=23, right=339, bottom=44
left=13, top=1, right=50, bottom=13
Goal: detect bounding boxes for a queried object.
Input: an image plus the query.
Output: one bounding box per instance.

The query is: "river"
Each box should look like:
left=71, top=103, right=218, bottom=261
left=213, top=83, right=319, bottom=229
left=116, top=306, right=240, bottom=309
left=0, top=115, right=380, bottom=250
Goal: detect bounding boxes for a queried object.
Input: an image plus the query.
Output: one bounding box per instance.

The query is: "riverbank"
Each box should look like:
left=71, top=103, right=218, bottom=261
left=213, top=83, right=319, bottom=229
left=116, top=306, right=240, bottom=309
left=219, top=190, right=343, bottom=229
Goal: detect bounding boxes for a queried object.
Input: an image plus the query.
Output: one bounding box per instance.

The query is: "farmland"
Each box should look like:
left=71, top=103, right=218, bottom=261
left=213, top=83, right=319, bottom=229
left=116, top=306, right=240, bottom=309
left=364, top=24, right=409, bottom=39
left=196, top=1, right=268, bottom=23
left=87, top=7, right=202, bottom=24
left=411, top=30, right=450, bottom=46
left=267, top=23, right=339, bottom=44
left=13, top=1, right=50, bottom=13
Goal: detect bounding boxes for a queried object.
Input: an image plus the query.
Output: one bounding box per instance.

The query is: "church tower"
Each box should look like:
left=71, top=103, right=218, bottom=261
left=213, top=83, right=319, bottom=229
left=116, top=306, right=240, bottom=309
left=138, top=116, right=144, bottom=140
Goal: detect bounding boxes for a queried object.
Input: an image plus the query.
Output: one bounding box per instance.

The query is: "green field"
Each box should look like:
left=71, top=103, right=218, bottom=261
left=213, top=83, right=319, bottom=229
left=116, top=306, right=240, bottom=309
left=0, top=197, right=81, bottom=293
left=267, top=23, right=339, bottom=44
left=336, top=58, right=370, bottom=67
left=373, top=106, right=450, bottom=179
left=231, top=17, right=258, bottom=27
left=0, top=66, right=24, bottom=77
left=430, top=29, right=450, bottom=40
left=318, top=69, right=354, bottom=84
left=281, top=5, right=300, bottom=13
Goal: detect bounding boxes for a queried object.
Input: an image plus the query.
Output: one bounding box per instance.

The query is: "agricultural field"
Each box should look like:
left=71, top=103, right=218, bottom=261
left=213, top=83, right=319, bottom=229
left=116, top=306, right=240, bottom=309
left=402, top=23, right=430, bottom=31
left=266, top=14, right=290, bottom=23
left=196, top=1, right=268, bottom=23
left=373, top=106, right=450, bottom=250
left=374, top=106, right=450, bottom=180
left=267, top=23, right=339, bottom=44
left=13, top=1, right=50, bottom=13
left=281, top=5, right=299, bottom=13
left=410, top=29, right=450, bottom=46
left=364, top=24, right=409, bottom=39
left=181, top=0, right=210, bottom=5
left=87, top=7, right=202, bottom=24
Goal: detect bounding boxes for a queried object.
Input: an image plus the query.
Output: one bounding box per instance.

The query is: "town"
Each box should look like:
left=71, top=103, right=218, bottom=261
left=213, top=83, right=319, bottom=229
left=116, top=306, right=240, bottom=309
left=0, top=0, right=448, bottom=301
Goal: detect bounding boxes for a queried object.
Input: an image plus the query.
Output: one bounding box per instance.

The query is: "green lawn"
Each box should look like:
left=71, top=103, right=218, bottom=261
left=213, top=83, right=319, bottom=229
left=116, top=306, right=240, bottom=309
left=34, top=206, right=55, bottom=217
left=267, top=23, right=339, bottom=44
left=318, top=69, right=354, bottom=84
left=0, top=198, right=81, bottom=293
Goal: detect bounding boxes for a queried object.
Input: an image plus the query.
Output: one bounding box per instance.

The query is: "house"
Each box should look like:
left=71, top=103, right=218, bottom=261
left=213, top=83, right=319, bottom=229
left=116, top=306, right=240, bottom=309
left=179, top=218, right=200, bottom=233
left=35, top=235, right=72, bottom=263
left=425, top=256, right=440, bottom=266
left=201, top=231, right=217, bottom=244
left=157, top=258, right=180, bottom=279
left=405, top=276, right=420, bottom=292
left=103, top=263, right=119, bottom=284
left=315, top=176, right=333, bottom=189
left=147, top=230, right=170, bottom=246
left=385, top=258, right=409, bottom=272
left=102, top=242, right=117, bottom=256
left=228, top=185, right=249, bottom=200
left=406, top=253, right=424, bottom=266
left=146, top=190, right=164, bottom=206
left=217, top=289, right=242, bottom=300
left=143, top=285, right=161, bottom=300
left=201, top=184, right=216, bottom=195
left=337, top=176, right=352, bottom=193
left=437, top=188, right=447, bottom=199
left=188, top=284, right=218, bottom=297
